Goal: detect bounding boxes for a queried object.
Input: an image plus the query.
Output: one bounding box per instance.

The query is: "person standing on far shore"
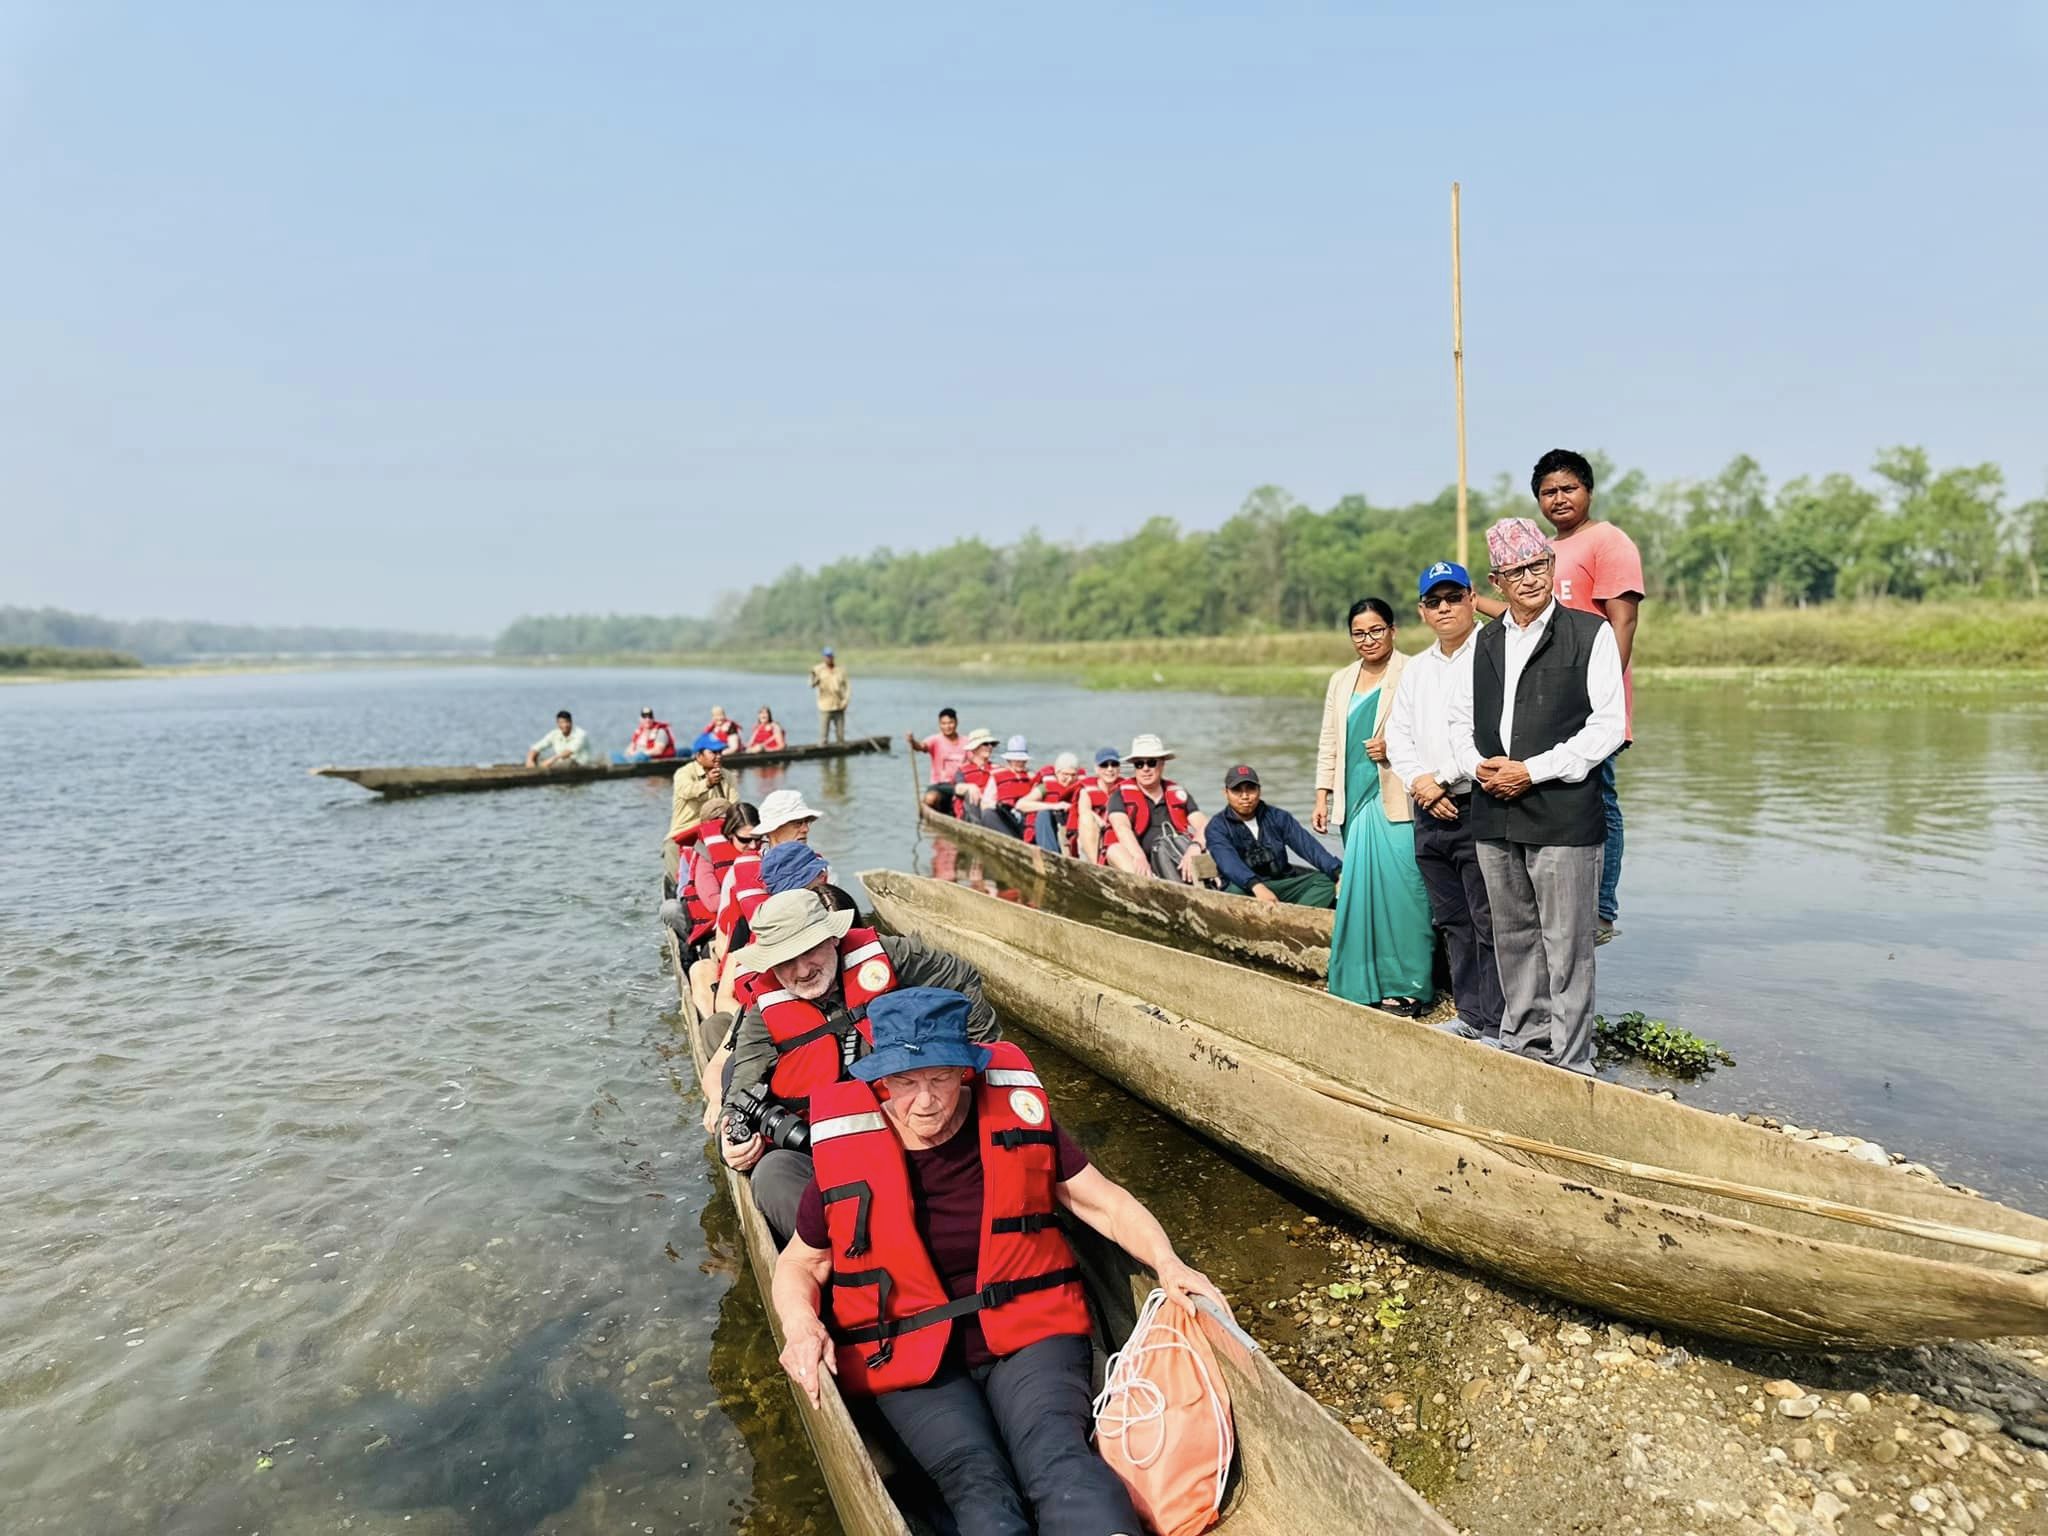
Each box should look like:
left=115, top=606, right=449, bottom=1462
left=809, top=648, right=850, bottom=744
left=1449, top=519, right=1625, bottom=1074
left=1478, top=450, right=1642, bottom=943
left=1385, top=561, right=1505, bottom=1041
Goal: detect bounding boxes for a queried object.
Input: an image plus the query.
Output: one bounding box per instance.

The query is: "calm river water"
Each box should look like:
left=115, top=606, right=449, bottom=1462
left=3, top=664, right=2043, bottom=1535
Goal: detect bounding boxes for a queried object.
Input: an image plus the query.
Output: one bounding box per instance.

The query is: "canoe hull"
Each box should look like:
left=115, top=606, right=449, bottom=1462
left=918, top=800, right=1332, bottom=978
left=661, top=910, right=1452, bottom=1534
left=319, top=735, right=891, bottom=797
left=864, top=869, right=2048, bottom=1351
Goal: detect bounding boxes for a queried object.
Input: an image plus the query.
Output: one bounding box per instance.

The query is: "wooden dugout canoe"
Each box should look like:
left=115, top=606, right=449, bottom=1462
left=659, top=918, right=1452, bottom=1535
left=917, top=797, right=1333, bottom=979
left=863, top=868, right=2048, bottom=1351
left=315, top=734, right=891, bottom=797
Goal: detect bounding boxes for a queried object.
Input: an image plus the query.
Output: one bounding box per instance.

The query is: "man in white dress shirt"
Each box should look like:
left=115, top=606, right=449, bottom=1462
left=1447, top=520, right=1625, bottom=1074
left=1386, top=560, right=1504, bottom=1042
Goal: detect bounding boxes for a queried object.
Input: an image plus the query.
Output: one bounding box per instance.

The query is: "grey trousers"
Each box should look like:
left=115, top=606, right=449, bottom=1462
left=1473, top=839, right=1601, bottom=1074
left=819, top=708, right=846, bottom=744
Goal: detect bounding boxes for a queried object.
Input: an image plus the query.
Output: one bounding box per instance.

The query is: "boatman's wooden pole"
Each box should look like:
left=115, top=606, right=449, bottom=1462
left=1451, top=181, right=1469, bottom=570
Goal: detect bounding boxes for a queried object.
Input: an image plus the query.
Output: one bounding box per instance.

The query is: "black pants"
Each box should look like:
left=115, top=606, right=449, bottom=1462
left=1411, top=797, right=1505, bottom=1037
left=874, top=1333, right=1140, bottom=1536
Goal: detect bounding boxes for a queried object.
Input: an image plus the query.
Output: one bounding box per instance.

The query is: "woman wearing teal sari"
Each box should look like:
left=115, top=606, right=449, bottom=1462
left=1314, top=598, right=1436, bottom=1012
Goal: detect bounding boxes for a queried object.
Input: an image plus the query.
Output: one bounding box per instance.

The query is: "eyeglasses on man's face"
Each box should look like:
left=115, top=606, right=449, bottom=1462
left=1492, top=557, right=1553, bottom=587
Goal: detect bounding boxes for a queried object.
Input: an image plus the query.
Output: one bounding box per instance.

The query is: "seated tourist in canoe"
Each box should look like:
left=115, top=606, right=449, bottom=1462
left=746, top=706, right=787, bottom=752
left=1206, top=763, right=1342, bottom=909
left=704, top=706, right=744, bottom=751
left=950, top=727, right=999, bottom=819
left=615, top=706, right=677, bottom=763
left=1013, top=751, right=1086, bottom=854
left=1104, top=734, right=1211, bottom=883
left=695, top=787, right=827, bottom=1018
left=975, top=736, right=1037, bottom=837
left=718, top=890, right=999, bottom=1244
left=663, top=732, right=733, bottom=882
left=907, top=707, right=968, bottom=812
left=772, top=986, right=1230, bottom=1536
left=1074, top=747, right=1124, bottom=865
left=663, top=795, right=741, bottom=946
left=683, top=800, right=763, bottom=1019
left=525, top=710, right=599, bottom=769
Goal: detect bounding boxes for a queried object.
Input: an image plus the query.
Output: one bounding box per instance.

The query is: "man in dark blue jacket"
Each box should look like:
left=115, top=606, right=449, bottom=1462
left=1205, top=765, right=1342, bottom=908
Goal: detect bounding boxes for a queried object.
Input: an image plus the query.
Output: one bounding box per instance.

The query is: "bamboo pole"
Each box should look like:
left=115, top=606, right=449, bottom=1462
left=1296, top=1073, right=2048, bottom=1265
left=1451, top=181, right=1469, bottom=570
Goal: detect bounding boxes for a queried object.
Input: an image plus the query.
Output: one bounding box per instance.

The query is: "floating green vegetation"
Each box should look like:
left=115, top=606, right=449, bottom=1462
left=1594, top=1010, right=1736, bottom=1077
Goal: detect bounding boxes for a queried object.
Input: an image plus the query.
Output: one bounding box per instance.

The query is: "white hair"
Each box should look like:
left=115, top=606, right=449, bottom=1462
left=1054, top=751, right=1080, bottom=772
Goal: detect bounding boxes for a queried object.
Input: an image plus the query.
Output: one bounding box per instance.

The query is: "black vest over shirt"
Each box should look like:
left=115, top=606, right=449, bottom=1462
left=1468, top=604, right=1608, bottom=847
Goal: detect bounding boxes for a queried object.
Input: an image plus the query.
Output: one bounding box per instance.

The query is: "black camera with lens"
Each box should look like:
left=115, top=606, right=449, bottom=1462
left=721, top=1082, right=810, bottom=1153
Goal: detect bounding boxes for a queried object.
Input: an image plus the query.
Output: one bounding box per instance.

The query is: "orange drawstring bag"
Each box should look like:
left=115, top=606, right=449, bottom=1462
left=1091, top=1289, right=1234, bottom=1536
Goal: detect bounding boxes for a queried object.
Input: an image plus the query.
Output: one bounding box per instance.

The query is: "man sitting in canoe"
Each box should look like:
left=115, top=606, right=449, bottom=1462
left=664, top=733, right=733, bottom=883
left=906, top=707, right=969, bottom=812
left=772, top=986, right=1229, bottom=1536
left=1105, top=734, right=1211, bottom=883
left=720, top=891, right=999, bottom=1243
left=976, top=736, right=1037, bottom=837
left=617, top=707, right=677, bottom=763
left=1075, top=747, right=1124, bottom=865
left=526, top=710, right=598, bottom=769
left=1206, top=763, right=1342, bottom=909
left=951, top=728, right=999, bottom=819
left=1013, top=751, right=1086, bottom=854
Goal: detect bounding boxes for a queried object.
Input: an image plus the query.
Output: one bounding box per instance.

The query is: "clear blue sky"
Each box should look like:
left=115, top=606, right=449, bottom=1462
left=5, top=2, right=2043, bottom=633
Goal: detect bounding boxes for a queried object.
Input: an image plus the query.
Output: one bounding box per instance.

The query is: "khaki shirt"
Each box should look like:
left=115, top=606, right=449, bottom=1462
left=809, top=662, right=851, bottom=710
left=667, top=760, right=725, bottom=840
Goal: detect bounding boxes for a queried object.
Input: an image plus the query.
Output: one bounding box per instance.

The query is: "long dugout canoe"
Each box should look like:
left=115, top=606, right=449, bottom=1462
left=863, top=868, right=2048, bottom=1351
left=316, top=734, right=892, bottom=797
left=917, top=798, right=1333, bottom=978
left=659, top=914, right=1453, bottom=1536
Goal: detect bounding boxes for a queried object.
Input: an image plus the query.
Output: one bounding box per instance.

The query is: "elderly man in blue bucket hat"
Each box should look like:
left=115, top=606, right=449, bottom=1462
left=769, top=987, right=1230, bottom=1536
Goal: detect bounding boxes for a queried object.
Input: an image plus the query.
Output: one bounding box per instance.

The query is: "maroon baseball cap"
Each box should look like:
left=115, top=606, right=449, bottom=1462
left=1224, top=764, right=1260, bottom=788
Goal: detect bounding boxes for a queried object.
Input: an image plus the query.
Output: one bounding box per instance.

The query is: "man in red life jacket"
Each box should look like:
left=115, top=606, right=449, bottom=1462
left=771, top=987, right=1228, bottom=1535
left=1014, top=751, right=1085, bottom=854
left=722, top=891, right=999, bottom=1242
left=1074, top=747, right=1124, bottom=865
left=1104, top=733, right=1211, bottom=883
left=619, top=707, right=677, bottom=762
left=951, top=728, right=998, bottom=821
left=978, top=736, right=1037, bottom=839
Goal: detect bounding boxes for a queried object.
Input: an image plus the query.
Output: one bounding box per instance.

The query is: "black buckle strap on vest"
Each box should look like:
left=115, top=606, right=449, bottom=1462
left=989, top=1211, right=1058, bottom=1236
left=834, top=1268, right=898, bottom=1367
left=989, top=1128, right=1059, bottom=1152
left=835, top=1267, right=1085, bottom=1350
left=776, top=1020, right=840, bottom=1054
left=820, top=1181, right=874, bottom=1257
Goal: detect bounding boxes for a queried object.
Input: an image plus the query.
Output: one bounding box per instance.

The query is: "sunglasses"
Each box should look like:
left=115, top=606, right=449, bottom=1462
left=733, top=832, right=764, bottom=847
left=1419, top=592, right=1468, bottom=611
left=1097, top=759, right=1121, bottom=769
left=1129, top=757, right=1162, bottom=769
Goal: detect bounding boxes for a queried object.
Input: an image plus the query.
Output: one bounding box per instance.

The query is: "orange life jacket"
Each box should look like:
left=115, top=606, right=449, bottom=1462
left=758, top=928, right=900, bottom=1105
left=1116, top=781, right=1192, bottom=841
left=808, top=1040, right=1090, bottom=1395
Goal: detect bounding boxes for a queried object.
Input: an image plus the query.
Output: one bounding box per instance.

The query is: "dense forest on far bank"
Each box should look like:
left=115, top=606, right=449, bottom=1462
left=0, top=607, right=484, bottom=664
left=497, top=447, right=2048, bottom=657
left=0, top=645, right=142, bottom=673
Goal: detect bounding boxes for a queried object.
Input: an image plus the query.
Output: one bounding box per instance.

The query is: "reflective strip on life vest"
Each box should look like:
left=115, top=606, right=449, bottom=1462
left=811, top=1111, right=889, bottom=1144
left=842, top=940, right=885, bottom=967
left=982, top=1068, right=1042, bottom=1088
left=753, top=988, right=795, bottom=1008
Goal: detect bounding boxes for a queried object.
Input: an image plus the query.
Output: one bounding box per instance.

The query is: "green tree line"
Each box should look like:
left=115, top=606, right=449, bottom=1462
left=494, top=446, right=2048, bottom=655
left=0, top=607, right=484, bottom=664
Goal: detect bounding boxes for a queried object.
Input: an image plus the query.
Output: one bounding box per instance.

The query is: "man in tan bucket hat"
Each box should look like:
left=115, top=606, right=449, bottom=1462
left=717, top=889, right=1002, bottom=1241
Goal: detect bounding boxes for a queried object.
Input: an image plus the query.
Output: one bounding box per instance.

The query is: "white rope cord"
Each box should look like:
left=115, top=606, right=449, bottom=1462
left=1090, top=1288, right=1232, bottom=1514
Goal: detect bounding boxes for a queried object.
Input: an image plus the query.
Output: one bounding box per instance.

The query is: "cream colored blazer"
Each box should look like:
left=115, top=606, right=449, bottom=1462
left=1314, top=649, right=1412, bottom=828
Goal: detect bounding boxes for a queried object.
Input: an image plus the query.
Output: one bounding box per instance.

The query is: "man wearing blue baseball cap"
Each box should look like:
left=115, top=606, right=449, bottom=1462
left=664, top=731, right=733, bottom=881
left=809, top=646, right=850, bottom=744
left=1383, top=560, right=1505, bottom=1041
left=770, top=986, right=1227, bottom=1535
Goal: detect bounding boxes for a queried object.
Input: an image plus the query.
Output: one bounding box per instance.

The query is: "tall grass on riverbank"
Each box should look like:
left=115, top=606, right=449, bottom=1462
left=0, top=645, right=142, bottom=673
left=545, top=601, right=2048, bottom=702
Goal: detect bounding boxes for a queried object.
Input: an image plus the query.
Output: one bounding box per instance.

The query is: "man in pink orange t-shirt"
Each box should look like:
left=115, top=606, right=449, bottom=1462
left=905, top=707, right=971, bottom=814
left=1477, top=449, right=1643, bottom=942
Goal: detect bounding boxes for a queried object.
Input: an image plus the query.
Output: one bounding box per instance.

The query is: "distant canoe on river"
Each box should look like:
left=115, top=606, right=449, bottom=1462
left=315, top=734, right=892, bottom=797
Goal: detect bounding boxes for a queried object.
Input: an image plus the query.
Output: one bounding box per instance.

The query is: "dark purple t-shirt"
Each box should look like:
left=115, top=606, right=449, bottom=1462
left=794, top=1104, right=1089, bottom=1368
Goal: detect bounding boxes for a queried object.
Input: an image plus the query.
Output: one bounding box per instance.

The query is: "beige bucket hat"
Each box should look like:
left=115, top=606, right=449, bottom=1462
left=736, top=890, right=855, bottom=973
left=1126, top=733, right=1176, bottom=761
left=963, top=728, right=999, bottom=749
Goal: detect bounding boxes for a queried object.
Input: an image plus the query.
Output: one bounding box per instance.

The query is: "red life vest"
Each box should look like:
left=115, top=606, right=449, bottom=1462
left=1116, top=781, right=1192, bottom=841
left=746, top=722, right=782, bottom=750
left=1026, top=775, right=1084, bottom=852
left=636, top=720, right=677, bottom=758
left=953, top=761, right=992, bottom=820
left=759, top=928, right=900, bottom=1104
left=681, top=829, right=736, bottom=937
left=808, top=1040, right=1090, bottom=1395
left=706, top=718, right=742, bottom=749
left=716, top=852, right=767, bottom=943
